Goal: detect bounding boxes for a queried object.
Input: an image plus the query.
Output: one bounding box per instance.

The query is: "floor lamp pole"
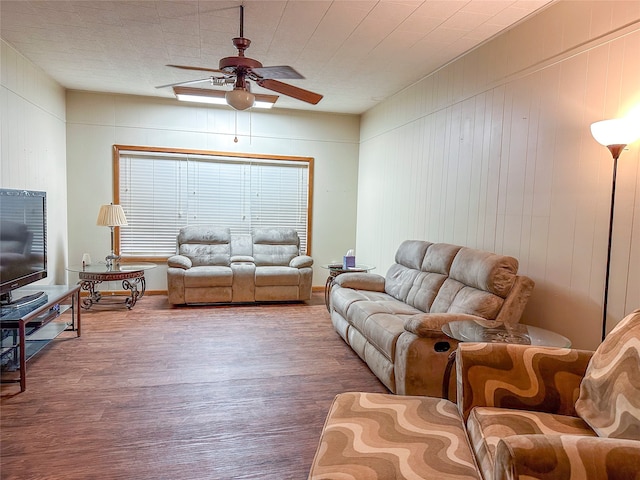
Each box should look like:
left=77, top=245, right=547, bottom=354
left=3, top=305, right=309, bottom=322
left=602, top=144, right=624, bottom=342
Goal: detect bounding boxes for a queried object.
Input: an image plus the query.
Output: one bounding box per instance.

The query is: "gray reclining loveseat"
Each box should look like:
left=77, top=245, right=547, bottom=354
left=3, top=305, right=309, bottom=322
left=167, top=226, right=313, bottom=305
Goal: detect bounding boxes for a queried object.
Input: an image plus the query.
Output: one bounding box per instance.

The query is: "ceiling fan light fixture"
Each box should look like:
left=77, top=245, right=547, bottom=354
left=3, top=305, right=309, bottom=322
left=173, top=86, right=276, bottom=109
left=226, top=88, right=255, bottom=110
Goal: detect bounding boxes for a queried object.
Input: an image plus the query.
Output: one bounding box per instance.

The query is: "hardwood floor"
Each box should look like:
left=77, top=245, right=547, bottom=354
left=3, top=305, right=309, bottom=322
left=1, top=293, right=387, bottom=480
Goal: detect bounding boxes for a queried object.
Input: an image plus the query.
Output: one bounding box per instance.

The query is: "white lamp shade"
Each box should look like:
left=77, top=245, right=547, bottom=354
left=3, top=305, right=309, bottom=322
left=96, top=204, right=128, bottom=227
left=225, top=88, right=255, bottom=110
left=590, top=119, right=640, bottom=146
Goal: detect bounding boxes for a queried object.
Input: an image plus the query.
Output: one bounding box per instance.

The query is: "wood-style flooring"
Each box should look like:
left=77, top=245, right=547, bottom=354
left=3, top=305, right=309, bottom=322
left=1, top=292, right=387, bottom=480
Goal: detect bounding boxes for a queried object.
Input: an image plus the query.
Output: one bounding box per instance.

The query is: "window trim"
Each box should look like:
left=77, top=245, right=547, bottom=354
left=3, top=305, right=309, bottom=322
left=112, top=144, right=314, bottom=261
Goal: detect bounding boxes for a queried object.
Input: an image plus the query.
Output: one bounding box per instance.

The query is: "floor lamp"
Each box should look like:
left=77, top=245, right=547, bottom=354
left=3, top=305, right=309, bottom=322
left=96, top=203, right=128, bottom=270
left=590, top=119, right=640, bottom=341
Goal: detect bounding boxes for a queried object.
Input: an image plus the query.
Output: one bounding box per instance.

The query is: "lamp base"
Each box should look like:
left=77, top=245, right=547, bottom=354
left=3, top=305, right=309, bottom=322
left=105, top=252, right=120, bottom=270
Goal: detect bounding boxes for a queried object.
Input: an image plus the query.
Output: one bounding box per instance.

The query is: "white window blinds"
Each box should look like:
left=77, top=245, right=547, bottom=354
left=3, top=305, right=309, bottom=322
left=117, top=148, right=311, bottom=257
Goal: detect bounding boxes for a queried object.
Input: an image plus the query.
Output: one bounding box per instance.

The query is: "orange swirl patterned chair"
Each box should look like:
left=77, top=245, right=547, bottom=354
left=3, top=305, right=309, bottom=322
left=308, top=309, right=640, bottom=479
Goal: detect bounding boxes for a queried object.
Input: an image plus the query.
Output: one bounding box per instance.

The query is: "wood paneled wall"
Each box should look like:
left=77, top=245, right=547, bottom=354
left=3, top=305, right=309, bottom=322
left=358, top=1, right=640, bottom=350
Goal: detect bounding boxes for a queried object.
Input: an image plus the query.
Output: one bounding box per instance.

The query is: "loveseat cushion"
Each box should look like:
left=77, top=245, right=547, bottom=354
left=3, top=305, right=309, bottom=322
left=183, top=266, right=233, bottom=287
left=252, top=228, right=300, bottom=266
left=575, top=309, right=640, bottom=440
left=467, top=407, right=596, bottom=478
left=308, top=392, right=480, bottom=480
left=178, top=226, right=231, bottom=266
left=255, top=266, right=299, bottom=286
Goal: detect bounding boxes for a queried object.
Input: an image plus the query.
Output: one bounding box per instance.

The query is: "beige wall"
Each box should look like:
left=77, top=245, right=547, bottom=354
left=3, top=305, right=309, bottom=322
left=358, top=1, right=640, bottom=350
left=0, top=40, right=68, bottom=285
left=65, top=92, right=360, bottom=290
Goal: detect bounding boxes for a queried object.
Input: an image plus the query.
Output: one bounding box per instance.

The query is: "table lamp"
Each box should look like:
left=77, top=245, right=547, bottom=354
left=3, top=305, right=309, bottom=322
left=96, top=203, right=128, bottom=269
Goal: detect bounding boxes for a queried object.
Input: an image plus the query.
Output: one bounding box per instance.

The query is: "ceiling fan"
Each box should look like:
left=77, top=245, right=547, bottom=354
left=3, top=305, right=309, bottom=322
left=157, top=5, right=323, bottom=110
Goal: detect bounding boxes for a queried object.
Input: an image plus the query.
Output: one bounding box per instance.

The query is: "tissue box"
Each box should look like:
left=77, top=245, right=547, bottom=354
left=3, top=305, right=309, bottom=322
left=343, top=255, right=355, bottom=269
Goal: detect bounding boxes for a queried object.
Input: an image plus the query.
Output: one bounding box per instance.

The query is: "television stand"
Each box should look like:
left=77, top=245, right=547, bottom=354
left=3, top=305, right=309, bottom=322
left=1, top=285, right=81, bottom=392
left=1, top=291, right=47, bottom=309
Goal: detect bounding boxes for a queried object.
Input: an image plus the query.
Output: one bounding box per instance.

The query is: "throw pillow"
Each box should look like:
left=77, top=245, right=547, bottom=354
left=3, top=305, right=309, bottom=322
left=575, top=309, right=640, bottom=439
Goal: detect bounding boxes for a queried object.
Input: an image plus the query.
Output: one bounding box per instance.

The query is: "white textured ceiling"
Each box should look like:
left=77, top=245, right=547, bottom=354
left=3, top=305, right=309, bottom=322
left=0, top=0, right=553, bottom=114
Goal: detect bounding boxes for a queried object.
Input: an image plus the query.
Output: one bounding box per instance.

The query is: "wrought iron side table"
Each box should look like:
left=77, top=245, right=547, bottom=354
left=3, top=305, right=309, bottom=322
left=67, top=263, right=156, bottom=310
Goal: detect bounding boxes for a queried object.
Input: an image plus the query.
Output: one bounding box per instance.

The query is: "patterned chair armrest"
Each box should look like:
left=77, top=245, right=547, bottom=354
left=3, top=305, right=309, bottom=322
left=494, top=435, right=640, bottom=480
left=457, top=343, right=593, bottom=420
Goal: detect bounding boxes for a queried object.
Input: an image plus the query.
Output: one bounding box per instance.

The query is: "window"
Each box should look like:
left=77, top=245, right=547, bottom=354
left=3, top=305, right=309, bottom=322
left=113, top=145, right=313, bottom=259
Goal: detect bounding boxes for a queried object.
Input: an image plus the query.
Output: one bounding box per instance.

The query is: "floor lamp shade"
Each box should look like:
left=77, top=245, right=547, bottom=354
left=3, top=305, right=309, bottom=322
left=590, top=119, right=640, bottom=148
left=590, top=118, right=640, bottom=341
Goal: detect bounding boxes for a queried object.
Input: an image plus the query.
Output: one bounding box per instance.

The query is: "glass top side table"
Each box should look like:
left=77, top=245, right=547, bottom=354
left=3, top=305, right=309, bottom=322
left=67, top=263, right=157, bottom=310
left=321, top=263, right=376, bottom=312
left=440, top=319, right=571, bottom=398
left=442, top=320, right=571, bottom=348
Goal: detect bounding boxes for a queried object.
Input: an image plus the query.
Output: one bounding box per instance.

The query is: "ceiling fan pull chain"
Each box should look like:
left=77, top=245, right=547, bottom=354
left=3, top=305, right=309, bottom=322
left=234, top=110, right=239, bottom=143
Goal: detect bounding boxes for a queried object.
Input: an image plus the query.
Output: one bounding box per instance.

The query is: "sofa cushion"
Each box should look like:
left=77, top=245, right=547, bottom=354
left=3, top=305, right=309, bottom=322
left=421, top=243, right=461, bottom=274
left=394, top=240, right=431, bottom=270
left=308, top=392, right=480, bottom=480
left=353, top=311, right=413, bottom=362
left=331, top=287, right=397, bottom=320
left=449, top=247, right=518, bottom=298
left=467, top=406, right=596, bottom=479
left=384, top=264, right=421, bottom=304
left=575, top=309, right=640, bottom=440
left=432, top=279, right=504, bottom=319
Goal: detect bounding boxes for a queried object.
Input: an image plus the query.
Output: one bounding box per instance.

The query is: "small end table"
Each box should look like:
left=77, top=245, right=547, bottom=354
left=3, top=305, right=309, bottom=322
left=67, top=263, right=156, bottom=310
left=321, top=263, right=375, bottom=312
left=441, top=320, right=571, bottom=398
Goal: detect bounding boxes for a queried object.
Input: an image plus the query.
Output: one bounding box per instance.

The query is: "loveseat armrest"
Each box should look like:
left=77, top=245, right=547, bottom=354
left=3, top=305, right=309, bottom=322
left=405, top=312, right=493, bottom=338
left=334, top=272, right=386, bottom=292
left=167, top=254, right=192, bottom=270
left=290, top=255, right=313, bottom=268
left=457, top=343, right=593, bottom=421
left=494, top=435, right=640, bottom=480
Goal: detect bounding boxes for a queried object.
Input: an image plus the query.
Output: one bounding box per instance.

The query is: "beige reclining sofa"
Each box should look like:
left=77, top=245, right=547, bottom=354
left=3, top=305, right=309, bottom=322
left=329, top=240, right=534, bottom=397
left=167, top=226, right=313, bottom=305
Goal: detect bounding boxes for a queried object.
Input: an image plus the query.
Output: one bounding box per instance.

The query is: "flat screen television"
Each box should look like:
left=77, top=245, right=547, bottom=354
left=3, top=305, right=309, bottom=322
left=0, top=189, right=47, bottom=305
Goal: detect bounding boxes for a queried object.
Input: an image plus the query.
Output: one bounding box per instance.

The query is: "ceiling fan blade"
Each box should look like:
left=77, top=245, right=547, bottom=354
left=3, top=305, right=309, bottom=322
left=251, top=65, right=304, bottom=80
left=167, top=64, right=231, bottom=75
left=257, top=79, right=323, bottom=105
left=156, top=77, right=219, bottom=89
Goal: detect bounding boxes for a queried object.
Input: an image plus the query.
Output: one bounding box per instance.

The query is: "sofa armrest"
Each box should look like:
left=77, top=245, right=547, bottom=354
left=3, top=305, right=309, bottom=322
left=334, top=272, right=385, bottom=292
left=290, top=255, right=313, bottom=268
left=457, top=343, right=593, bottom=421
left=494, top=435, right=640, bottom=480
left=167, top=254, right=192, bottom=270
left=405, top=313, right=495, bottom=338
left=231, top=255, right=255, bottom=263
